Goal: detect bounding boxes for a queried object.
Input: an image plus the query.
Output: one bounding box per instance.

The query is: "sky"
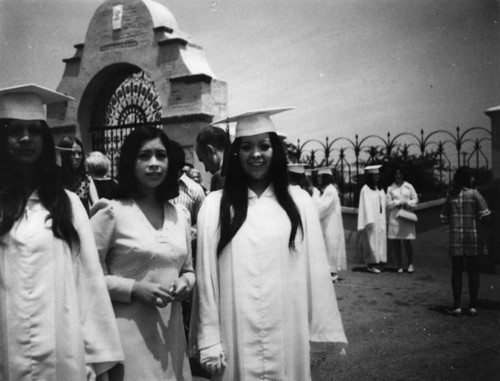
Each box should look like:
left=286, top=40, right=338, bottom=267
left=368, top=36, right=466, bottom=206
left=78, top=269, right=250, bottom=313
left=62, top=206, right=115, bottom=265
left=0, top=0, right=499, bottom=155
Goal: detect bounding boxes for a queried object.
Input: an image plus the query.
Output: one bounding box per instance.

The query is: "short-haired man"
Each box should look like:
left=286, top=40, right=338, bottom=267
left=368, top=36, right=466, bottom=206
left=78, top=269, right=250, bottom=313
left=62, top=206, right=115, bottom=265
left=169, top=140, right=205, bottom=226
left=195, top=125, right=227, bottom=191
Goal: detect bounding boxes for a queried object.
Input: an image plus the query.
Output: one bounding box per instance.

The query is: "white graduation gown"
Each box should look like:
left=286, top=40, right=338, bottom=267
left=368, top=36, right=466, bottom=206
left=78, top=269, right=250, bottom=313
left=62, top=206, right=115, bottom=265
left=357, top=185, right=387, bottom=264
left=0, top=191, right=123, bottom=381
left=311, top=184, right=347, bottom=273
left=193, top=185, right=347, bottom=381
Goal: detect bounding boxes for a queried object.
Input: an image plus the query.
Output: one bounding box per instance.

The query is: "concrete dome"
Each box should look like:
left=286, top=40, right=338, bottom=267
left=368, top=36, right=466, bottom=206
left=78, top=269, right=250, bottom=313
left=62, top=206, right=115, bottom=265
left=142, top=0, right=180, bottom=31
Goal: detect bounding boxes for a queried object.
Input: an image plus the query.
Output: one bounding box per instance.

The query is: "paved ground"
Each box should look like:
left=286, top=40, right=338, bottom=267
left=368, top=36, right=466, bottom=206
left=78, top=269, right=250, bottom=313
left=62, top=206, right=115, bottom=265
left=195, top=225, right=500, bottom=381
left=316, top=225, right=500, bottom=381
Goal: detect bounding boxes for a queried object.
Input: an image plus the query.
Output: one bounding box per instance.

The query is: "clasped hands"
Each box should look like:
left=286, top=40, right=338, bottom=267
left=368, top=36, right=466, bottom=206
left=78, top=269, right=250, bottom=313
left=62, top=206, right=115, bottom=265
left=397, top=201, right=411, bottom=209
left=132, top=276, right=191, bottom=308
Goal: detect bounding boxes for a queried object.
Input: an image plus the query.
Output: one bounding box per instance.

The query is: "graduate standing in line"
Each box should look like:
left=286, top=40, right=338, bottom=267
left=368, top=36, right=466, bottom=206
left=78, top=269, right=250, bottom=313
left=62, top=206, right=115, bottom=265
left=286, top=162, right=309, bottom=190
left=312, top=166, right=347, bottom=282
left=0, top=84, right=123, bottom=380
left=357, top=164, right=387, bottom=273
left=192, top=108, right=347, bottom=381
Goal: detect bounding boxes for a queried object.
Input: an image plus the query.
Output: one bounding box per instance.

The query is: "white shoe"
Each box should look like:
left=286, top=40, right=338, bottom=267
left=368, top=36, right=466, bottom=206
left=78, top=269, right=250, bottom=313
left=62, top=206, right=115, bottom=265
left=367, top=266, right=381, bottom=274
left=407, top=264, right=414, bottom=273
left=331, top=273, right=339, bottom=282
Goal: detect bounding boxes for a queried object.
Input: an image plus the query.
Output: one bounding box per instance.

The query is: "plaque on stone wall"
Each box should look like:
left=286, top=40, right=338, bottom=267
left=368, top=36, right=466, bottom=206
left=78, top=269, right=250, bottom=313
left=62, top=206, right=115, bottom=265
left=112, top=5, right=123, bottom=30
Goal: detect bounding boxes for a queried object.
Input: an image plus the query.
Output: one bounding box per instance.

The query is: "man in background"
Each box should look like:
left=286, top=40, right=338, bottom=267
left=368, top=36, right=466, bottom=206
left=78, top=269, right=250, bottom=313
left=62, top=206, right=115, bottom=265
left=170, top=141, right=205, bottom=226
left=195, top=125, right=227, bottom=191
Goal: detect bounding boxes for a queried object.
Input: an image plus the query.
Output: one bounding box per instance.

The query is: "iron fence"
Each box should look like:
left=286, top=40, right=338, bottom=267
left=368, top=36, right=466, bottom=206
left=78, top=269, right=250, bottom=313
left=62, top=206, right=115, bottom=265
left=89, top=123, right=492, bottom=207
left=294, top=126, right=492, bottom=207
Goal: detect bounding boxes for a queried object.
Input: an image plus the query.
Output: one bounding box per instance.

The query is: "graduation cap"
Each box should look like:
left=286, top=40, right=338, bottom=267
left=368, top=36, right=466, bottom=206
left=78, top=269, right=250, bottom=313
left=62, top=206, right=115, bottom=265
left=277, top=131, right=288, bottom=140
left=316, top=166, right=334, bottom=176
left=211, top=107, right=294, bottom=139
left=287, top=163, right=306, bottom=174
left=0, top=84, right=74, bottom=121
left=364, top=164, right=382, bottom=174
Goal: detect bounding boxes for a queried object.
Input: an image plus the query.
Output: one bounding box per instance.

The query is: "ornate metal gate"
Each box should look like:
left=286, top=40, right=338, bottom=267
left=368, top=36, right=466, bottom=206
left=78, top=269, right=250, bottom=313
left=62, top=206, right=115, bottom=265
left=90, top=71, right=163, bottom=178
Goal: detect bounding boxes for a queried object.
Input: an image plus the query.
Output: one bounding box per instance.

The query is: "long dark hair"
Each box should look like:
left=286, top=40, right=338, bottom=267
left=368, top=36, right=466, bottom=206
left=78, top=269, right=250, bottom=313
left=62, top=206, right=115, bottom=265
left=116, top=126, right=180, bottom=201
left=365, top=172, right=380, bottom=190
left=0, top=119, right=79, bottom=248
left=217, top=132, right=303, bottom=255
left=58, top=136, right=87, bottom=192
left=449, top=166, right=474, bottom=198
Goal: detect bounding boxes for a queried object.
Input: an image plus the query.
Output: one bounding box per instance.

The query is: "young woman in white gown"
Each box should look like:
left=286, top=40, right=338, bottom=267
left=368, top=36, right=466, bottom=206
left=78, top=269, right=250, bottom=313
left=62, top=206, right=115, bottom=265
left=357, top=165, right=387, bottom=273
left=0, top=84, right=123, bottom=380
left=192, top=109, right=347, bottom=381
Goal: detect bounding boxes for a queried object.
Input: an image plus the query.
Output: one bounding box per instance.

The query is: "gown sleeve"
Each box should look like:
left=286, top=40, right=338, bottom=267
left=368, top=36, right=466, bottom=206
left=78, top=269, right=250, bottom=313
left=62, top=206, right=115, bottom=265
left=331, top=185, right=341, bottom=213
left=357, top=185, right=374, bottom=230
left=311, top=186, right=334, bottom=219
left=69, top=192, right=124, bottom=375
left=90, top=199, right=136, bottom=303
left=191, top=192, right=223, bottom=353
left=292, top=188, right=348, bottom=349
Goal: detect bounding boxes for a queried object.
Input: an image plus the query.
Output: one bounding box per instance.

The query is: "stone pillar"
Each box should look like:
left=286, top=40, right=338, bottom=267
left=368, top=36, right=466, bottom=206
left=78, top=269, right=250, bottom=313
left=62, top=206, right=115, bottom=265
left=484, top=106, right=500, bottom=264
left=485, top=105, right=500, bottom=179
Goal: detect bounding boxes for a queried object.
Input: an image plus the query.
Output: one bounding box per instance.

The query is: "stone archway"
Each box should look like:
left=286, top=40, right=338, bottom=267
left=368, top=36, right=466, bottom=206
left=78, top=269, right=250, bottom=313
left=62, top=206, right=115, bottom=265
left=79, top=64, right=165, bottom=177
left=47, top=0, right=227, bottom=168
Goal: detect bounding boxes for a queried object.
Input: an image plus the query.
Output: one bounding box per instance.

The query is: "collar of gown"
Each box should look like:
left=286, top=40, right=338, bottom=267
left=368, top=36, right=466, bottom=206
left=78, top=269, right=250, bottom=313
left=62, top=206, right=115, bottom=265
left=248, top=183, right=275, bottom=199
left=28, top=190, right=40, bottom=201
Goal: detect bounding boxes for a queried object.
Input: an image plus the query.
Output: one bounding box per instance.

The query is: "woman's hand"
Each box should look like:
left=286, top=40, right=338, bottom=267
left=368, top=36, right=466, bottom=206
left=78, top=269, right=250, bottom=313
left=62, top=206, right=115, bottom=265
left=169, top=276, right=191, bottom=301
left=132, top=281, right=173, bottom=308
left=200, top=343, right=226, bottom=375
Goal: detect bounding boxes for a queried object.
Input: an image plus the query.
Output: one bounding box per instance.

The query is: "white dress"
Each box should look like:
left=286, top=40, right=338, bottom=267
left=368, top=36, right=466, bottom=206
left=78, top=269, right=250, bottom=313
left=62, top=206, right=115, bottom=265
left=91, top=199, right=195, bottom=381
left=357, top=185, right=387, bottom=264
left=0, top=191, right=123, bottom=380
left=312, top=184, right=347, bottom=273
left=192, top=185, right=347, bottom=381
left=386, top=181, right=418, bottom=240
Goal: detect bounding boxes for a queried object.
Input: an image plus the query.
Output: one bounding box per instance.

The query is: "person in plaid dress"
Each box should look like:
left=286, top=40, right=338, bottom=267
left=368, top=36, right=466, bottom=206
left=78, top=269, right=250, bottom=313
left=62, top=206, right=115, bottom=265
left=440, top=167, right=491, bottom=317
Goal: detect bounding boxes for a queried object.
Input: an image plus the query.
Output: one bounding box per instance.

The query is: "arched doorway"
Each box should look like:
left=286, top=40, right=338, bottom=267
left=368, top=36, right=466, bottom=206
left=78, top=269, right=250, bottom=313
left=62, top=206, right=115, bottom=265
left=48, top=0, right=227, bottom=177
left=83, top=65, right=163, bottom=177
